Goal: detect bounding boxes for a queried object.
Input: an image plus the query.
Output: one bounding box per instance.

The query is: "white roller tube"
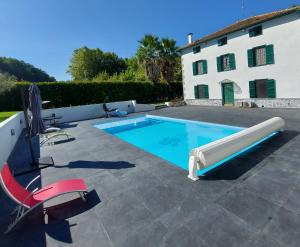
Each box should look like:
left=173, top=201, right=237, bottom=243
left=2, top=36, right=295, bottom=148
left=188, top=117, right=285, bottom=181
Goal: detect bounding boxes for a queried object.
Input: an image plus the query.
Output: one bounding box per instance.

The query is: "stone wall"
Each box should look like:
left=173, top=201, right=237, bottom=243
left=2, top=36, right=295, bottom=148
left=235, top=98, right=300, bottom=108
left=186, top=98, right=300, bottom=108
left=185, top=99, right=222, bottom=106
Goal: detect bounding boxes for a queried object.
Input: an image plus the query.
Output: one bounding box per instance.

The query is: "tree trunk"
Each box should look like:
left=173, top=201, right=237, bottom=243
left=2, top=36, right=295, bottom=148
left=161, top=60, right=175, bottom=83
left=145, top=60, right=160, bottom=82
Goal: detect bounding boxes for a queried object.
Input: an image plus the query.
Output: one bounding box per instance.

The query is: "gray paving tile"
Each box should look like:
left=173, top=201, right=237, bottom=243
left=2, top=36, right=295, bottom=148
left=248, top=234, right=287, bottom=247
left=157, top=194, right=216, bottom=229
left=283, top=183, right=300, bottom=214
left=161, top=225, right=207, bottom=247
left=184, top=205, right=256, bottom=247
left=96, top=192, right=154, bottom=245
left=133, top=184, right=184, bottom=218
left=241, top=173, right=295, bottom=205
left=120, top=220, right=167, bottom=247
left=263, top=207, right=300, bottom=247
left=217, top=188, right=280, bottom=230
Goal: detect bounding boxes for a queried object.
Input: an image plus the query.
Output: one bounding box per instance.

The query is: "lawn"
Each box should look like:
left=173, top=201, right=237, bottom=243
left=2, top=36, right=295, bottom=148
left=0, top=112, right=17, bottom=123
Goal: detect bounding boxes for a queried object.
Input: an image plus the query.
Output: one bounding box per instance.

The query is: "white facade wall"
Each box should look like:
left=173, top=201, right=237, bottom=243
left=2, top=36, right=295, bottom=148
left=181, top=13, right=300, bottom=106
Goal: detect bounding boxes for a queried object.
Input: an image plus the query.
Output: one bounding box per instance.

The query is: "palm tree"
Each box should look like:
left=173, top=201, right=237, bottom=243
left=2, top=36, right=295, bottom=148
left=159, top=38, right=178, bottom=83
left=136, top=34, right=161, bottom=82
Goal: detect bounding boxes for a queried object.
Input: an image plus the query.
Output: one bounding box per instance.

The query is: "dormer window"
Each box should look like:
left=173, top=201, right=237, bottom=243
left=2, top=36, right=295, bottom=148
left=218, top=37, right=227, bottom=46
left=193, top=46, right=201, bottom=54
left=249, top=25, right=263, bottom=37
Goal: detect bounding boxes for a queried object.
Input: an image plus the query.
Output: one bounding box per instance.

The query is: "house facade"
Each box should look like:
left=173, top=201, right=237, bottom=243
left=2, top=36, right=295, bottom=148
left=178, top=7, right=300, bottom=108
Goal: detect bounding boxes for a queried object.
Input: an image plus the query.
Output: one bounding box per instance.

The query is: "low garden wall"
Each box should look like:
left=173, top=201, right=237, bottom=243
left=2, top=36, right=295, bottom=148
left=0, top=100, right=156, bottom=168
left=0, top=112, right=24, bottom=168
left=41, top=100, right=155, bottom=123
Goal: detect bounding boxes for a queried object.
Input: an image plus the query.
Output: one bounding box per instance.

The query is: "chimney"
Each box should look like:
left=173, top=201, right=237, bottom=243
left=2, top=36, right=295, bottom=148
left=188, top=33, right=193, bottom=44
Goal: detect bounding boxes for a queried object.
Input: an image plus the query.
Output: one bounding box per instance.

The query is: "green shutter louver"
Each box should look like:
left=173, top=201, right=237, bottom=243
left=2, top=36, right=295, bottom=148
left=193, top=46, right=201, bottom=53
left=249, top=81, right=256, bottom=98
left=203, top=85, right=209, bottom=99
left=249, top=26, right=262, bottom=37
left=267, top=79, right=276, bottom=98
left=266, top=45, right=274, bottom=64
left=229, top=54, right=236, bottom=70
left=193, top=62, right=198, bottom=75
left=248, top=49, right=254, bottom=67
left=203, top=60, right=208, bottom=74
left=217, top=56, right=222, bottom=72
left=194, top=85, right=199, bottom=99
left=249, top=29, right=255, bottom=37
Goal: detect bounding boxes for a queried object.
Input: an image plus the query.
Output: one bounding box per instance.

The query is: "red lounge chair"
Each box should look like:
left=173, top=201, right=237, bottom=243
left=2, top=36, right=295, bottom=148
left=0, top=163, right=88, bottom=234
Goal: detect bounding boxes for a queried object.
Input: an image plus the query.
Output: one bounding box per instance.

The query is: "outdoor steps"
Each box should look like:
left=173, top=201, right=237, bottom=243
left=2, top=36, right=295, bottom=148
left=155, top=104, right=168, bottom=109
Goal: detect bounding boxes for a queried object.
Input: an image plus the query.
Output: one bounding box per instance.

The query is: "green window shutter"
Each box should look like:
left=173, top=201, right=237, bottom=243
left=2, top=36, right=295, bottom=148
left=229, top=53, right=236, bottom=70
left=203, top=60, right=208, bottom=74
left=194, top=85, right=199, bottom=99
left=193, top=62, right=198, bottom=75
left=249, top=29, right=255, bottom=37
left=193, top=46, right=201, bottom=53
left=249, top=81, right=256, bottom=98
left=204, top=85, right=209, bottom=99
left=267, top=79, right=276, bottom=98
left=247, top=49, right=254, bottom=67
left=266, top=45, right=274, bottom=64
left=216, top=56, right=222, bottom=72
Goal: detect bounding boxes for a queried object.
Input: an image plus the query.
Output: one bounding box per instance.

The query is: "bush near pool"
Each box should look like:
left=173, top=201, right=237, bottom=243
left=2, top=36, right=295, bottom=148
left=0, top=82, right=183, bottom=111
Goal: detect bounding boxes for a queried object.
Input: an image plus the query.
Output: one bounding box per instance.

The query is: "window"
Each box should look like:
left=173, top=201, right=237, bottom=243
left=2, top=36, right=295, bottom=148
left=193, top=46, right=201, bottom=54
left=218, top=37, right=227, bottom=46
left=249, top=26, right=262, bottom=37
left=249, top=79, right=276, bottom=98
left=197, top=62, right=204, bottom=74
left=255, top=46, right=266, bottom=66
left=192, top=60, right=207, bottom=75
left=194, top=85, right=209, bottom=99
left=222, top=55, right=230, bottom=71
left=217, top=54, right=236, bottom=72
left=248, top=45, right=274, bottom=67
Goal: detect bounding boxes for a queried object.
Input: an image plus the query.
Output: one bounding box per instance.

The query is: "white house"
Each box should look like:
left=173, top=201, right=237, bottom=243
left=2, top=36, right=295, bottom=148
left=178, top=6, right=300, bottom=108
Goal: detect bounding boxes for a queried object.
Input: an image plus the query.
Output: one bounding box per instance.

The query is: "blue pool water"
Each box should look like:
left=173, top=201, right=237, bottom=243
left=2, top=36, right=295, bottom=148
left=94, top=115, right=254, bottom=175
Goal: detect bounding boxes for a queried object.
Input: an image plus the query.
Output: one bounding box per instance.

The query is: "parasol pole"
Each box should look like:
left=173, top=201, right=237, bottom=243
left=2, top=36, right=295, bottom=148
left=20, top=86, right=36, bottom=165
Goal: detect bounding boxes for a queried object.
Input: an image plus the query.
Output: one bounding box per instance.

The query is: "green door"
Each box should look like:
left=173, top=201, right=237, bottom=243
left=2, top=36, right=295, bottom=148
left=222, top=83, right=234, bottom=105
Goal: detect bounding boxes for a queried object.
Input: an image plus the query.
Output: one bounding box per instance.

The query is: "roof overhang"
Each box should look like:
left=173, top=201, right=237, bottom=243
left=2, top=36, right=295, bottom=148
left=177, top=6, right=300, bottom=52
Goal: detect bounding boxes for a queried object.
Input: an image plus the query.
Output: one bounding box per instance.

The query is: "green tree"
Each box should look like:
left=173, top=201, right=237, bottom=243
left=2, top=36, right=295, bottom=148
left=173, top=57, right=182, bottom=82
left=136, top=34, right=161, bottom=82
left=122, top=57, right=148, bottom=81
left=0, top=72, right=17, bottom=94
left=68, top=46, right=127, bottom=81
left=159, top=38, right=179, bottom=83
left=0, top=57, right=55, bottom=82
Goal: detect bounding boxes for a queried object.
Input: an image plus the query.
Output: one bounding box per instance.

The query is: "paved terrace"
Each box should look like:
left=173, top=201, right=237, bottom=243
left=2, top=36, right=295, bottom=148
left=1, top=106, right=300, bottom=247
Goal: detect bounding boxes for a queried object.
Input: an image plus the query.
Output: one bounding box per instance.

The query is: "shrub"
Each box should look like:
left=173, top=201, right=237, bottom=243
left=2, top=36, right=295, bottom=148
left=0, top=81, right=183, bottom=111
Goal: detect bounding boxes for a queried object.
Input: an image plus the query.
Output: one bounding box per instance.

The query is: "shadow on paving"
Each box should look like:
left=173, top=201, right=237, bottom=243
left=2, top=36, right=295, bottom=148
left=49, top=137, right=76, bottom=145
left=0, top=190, right=101, bottom=246
left=203, top=130, right=299, bottom=180
left=56, top=123, right=78, bottom=129
left=56, top=160, right=136, bottom=170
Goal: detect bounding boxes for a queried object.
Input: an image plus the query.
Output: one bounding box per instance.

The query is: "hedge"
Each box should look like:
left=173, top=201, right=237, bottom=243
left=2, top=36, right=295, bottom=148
left=0, top=81, right=183, bottom=111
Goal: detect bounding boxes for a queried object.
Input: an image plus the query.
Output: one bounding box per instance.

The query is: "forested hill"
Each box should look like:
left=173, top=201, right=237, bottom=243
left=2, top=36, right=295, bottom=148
left=0, top=57, right=56, bottom=82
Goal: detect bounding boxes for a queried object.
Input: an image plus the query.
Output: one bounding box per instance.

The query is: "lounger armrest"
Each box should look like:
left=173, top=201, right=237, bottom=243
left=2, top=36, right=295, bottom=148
left=25, top=175, right=41, bottom=190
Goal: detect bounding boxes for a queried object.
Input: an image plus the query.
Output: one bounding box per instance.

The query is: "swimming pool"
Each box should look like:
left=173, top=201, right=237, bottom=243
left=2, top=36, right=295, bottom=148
left=94, top=115, right=249, bottom=174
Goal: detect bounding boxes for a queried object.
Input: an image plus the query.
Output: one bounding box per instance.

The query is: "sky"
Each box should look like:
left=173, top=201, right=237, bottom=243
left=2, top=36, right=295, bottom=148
left=0, top=0, right=298, bottom=81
